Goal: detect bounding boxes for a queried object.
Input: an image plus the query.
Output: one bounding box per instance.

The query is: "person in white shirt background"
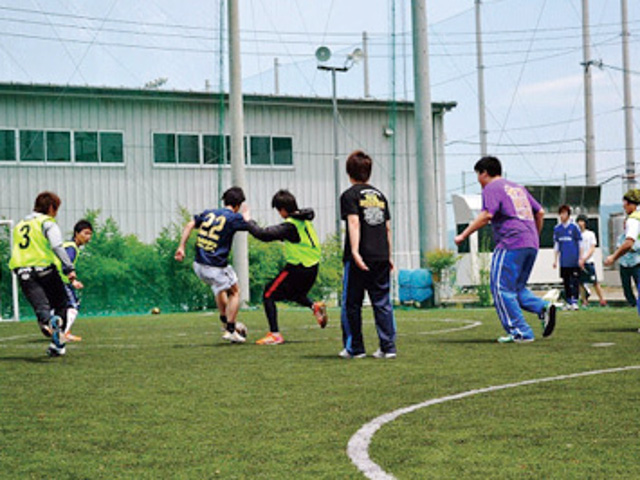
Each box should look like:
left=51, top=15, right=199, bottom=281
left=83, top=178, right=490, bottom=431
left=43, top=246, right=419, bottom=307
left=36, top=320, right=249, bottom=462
left=576, top=214, right=607, bottom=307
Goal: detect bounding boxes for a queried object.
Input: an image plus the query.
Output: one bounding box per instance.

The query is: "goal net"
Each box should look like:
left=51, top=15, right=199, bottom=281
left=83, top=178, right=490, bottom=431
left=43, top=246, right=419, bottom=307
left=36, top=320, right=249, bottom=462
left=0, top=220, right=19, bottom=322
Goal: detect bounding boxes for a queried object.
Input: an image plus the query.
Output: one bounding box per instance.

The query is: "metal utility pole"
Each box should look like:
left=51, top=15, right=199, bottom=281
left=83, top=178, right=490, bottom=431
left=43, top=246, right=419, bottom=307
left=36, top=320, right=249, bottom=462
left=274, top=57, right=280, bottom=95
left=363, top=31, right=370, bottom=98
left=581, top=0, right=597, bottom=185
left=621, top=0, right=635, bottom=189
left=228, top=0, right=249, bottom=304
left=321, top=69, right=343, bottom=237
left=318, top=50, right=361, bottom=237
left=475, top=0, right=488, bottom=157
left=411, top=0, right=438, bottom=261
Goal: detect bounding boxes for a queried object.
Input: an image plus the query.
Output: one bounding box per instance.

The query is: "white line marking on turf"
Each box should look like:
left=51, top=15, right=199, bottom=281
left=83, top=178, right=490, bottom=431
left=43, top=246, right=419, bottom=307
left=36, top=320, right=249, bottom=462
left=295, top=318, right=481, bottom=336
left=0, top=334, right=39, bottom=343
left=592, top=342, right=615, bottom=348
left=347, top=365, right=640, bottom=480
left=0, top=319, right=481, bottom=349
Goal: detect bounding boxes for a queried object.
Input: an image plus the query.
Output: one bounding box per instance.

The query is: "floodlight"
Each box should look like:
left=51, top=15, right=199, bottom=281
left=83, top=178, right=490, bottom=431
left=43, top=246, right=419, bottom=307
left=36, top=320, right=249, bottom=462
left=315, top=46, right=332, bottom=63
left=349, top=48, right=364, bottom=64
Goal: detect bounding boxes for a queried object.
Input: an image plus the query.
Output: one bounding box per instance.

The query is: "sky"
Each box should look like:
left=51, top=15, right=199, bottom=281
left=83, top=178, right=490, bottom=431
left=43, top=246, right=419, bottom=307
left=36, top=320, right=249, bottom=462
left=0, top=0, right=639, bottom=210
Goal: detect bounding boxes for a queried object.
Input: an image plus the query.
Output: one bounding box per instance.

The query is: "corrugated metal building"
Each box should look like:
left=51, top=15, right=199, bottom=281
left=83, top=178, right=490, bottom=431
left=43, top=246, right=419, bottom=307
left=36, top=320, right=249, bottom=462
left=0, top=83, right=455, bottom=270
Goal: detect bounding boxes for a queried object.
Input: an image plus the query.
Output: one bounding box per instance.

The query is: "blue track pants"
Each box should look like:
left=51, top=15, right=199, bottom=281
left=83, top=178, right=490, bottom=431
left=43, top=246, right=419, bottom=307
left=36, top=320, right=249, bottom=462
left=490, top=248, right=547, bottom=340
left=341, top=260, right=396, bottom=355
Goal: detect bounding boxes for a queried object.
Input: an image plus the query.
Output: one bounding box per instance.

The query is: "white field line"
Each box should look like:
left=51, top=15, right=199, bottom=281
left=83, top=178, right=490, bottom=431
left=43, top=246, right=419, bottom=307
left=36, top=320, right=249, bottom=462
left=0, top=318, right=481, bottom=349
left=347, top=365, right=640, bottom=480
left=0, top=334, right=39, bottom=343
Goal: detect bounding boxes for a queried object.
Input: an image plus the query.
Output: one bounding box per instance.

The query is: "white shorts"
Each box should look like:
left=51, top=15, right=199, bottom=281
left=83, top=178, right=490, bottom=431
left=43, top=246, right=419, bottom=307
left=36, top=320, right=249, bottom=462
left=193, top=262, right=238, bottom=295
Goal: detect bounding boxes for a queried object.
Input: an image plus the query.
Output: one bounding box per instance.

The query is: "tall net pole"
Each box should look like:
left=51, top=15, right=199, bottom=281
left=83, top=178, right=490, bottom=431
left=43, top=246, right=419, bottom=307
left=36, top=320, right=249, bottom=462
left=0, top=220, right=19, bottom=322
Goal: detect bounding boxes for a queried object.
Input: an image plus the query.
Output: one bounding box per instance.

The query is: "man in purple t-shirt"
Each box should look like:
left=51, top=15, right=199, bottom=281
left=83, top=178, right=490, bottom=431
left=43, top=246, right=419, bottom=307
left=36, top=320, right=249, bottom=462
left=455, top=156, right=556, bottom=343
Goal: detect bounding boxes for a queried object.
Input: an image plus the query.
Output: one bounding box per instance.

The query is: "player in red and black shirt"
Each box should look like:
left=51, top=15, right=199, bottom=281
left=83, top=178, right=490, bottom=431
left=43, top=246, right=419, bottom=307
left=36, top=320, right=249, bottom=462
left=339, top=150, right=396, bottom=359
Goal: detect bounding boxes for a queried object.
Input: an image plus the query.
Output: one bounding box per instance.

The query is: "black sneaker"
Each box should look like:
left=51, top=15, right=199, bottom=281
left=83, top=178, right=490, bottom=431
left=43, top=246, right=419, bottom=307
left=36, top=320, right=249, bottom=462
left=541, top=304, right=556, bottom=338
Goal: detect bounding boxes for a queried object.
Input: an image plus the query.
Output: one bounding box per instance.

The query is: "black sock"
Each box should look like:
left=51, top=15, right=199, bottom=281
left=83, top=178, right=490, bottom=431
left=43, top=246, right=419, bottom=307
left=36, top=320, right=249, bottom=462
left=226, top=322, right=236, bottom=333
left=220, top=315, right=228, bottom=325
left=263, top=297, right=279, bottom=333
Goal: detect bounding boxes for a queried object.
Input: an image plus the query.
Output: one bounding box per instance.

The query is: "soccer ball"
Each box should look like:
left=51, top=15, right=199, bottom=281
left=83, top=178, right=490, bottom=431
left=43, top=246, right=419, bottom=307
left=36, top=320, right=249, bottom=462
left=151, top=307, right=161, bottom=315
left=235, top=322, right=248, bottom=338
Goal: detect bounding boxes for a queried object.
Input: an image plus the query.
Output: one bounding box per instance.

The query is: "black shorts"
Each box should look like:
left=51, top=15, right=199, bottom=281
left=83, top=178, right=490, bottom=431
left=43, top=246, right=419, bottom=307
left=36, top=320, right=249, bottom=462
left=580, top=263, right=597, bottom=284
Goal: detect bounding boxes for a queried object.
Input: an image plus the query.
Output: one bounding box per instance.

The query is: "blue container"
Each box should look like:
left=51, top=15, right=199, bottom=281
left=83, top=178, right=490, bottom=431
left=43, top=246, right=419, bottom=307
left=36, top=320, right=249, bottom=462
left=398, top=269, right=434, bottom=303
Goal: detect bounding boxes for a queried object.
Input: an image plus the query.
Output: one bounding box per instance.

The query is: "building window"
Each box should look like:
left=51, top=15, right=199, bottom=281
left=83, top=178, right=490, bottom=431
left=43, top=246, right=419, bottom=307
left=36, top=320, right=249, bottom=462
left=178, top=134, right=199, bottom=164
left=100, top=132, right=124, bottom=163
left=47, top=131, right=71, bottom=162
left=20, top=130, right=45, bottom=162
left=250, top=136, right=271, bottom=165
left=154, top=133, right=199, bottom=164
left=203, top=135, right=225, bottom=165
left=273, top=137, right=293, bottom=165
left=154, top=133, right=176, bottom=163
left=76, top=131, right=123, bottom=164
left=75, top=132, right=99, bottom=163
left=0, top=129, right=16, bottom=161
left=153, top=132, right=293, bottom=167
left=11, top=129, right=124, bottom=164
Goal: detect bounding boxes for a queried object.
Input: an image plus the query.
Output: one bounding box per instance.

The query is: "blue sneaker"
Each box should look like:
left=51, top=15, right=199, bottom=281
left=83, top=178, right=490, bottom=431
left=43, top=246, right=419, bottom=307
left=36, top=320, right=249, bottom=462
left=49, top=315, right=66, bottom=349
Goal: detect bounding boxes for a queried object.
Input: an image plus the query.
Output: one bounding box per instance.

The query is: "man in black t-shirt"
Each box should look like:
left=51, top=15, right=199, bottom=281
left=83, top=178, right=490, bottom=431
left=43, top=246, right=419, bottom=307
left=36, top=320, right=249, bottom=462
left=339, top=150, right=396, bottom=359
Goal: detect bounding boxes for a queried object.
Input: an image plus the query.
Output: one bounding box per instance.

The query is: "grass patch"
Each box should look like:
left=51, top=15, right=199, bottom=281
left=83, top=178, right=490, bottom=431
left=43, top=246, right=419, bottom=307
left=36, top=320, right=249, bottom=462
left=1, top=307, right=639, bottom=478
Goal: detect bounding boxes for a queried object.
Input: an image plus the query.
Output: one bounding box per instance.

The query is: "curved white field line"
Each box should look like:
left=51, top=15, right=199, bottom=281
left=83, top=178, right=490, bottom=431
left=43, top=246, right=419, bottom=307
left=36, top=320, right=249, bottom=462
left=347, top=365, right=640, bottom=480
left=295, top=317, right=481, bottom=335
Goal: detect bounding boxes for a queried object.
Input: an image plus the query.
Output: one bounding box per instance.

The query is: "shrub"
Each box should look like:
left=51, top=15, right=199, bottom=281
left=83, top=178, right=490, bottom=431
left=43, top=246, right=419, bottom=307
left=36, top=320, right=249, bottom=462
left=424, top=249, right=459, bottom=281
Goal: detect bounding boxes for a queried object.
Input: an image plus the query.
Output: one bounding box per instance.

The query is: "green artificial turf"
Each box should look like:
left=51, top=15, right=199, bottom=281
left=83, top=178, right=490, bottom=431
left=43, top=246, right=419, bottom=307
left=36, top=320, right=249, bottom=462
left=1, top=306, right=639, bottom=479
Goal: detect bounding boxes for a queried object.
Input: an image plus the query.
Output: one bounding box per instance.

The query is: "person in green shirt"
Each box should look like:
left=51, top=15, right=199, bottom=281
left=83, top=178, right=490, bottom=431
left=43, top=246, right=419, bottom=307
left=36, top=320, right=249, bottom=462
left=243, top=190, right=328, bottom=345
left=8, top=191, right=77, bottom=357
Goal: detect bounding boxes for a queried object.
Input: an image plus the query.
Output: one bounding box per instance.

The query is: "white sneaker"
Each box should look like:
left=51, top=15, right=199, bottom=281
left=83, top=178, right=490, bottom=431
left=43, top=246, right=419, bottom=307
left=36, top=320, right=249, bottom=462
left=46, top=345, right=66, bottom=357
left=222, top=330, right=246, bottom=343
left=571, top=303, right=579, bottom=311
left=372, top=349, right=397, bottom=359
left=338, top=349, right=366, bottom=359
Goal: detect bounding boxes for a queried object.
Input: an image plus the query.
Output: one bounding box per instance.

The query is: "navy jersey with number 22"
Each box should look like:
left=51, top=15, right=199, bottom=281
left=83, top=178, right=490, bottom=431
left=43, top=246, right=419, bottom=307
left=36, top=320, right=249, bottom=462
left=193, top=208, right=248, bottom=267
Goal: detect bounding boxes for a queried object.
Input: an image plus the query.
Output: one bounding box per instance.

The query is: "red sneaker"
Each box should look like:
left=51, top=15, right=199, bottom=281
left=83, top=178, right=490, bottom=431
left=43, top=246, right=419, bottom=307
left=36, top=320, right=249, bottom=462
left=255, top=332, right=284, bottom=345
left=313, top=302, right=328, bottom=329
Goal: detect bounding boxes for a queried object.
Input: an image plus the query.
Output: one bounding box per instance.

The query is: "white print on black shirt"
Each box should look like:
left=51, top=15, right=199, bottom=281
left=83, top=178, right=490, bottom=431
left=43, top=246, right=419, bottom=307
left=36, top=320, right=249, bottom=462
left=359, top=189, right=386, bottom=226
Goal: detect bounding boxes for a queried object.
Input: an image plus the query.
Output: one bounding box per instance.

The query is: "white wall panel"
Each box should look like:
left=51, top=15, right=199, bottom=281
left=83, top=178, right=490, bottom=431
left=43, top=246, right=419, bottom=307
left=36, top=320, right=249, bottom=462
left=0, top=85, right=453, bottom=273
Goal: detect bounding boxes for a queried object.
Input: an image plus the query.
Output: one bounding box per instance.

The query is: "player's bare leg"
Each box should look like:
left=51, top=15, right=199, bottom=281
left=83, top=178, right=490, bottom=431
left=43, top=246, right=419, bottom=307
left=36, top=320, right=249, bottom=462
left=215, top=290, right=228, bottom=329
left=225, top=283, right=240, bottom=323
left=220, top=283, right=245, bottom=343
left=593, top=282, right=607, bottom=306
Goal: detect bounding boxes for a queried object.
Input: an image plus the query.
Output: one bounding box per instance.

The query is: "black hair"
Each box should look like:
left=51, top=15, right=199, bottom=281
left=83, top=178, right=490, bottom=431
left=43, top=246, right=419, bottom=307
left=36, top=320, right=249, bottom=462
left=73, top=219, right=93, bottom=235
left=222, top=187, right=245, bottom=207
left=271, top=189, right=298, bottom=214
left=346, top=150, right=373, bottom=182
left=558, top=204, right=571, bottom=215
left=473, top=156, right=502, bottom=177
left=576, top=214, right=588, bottom=223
